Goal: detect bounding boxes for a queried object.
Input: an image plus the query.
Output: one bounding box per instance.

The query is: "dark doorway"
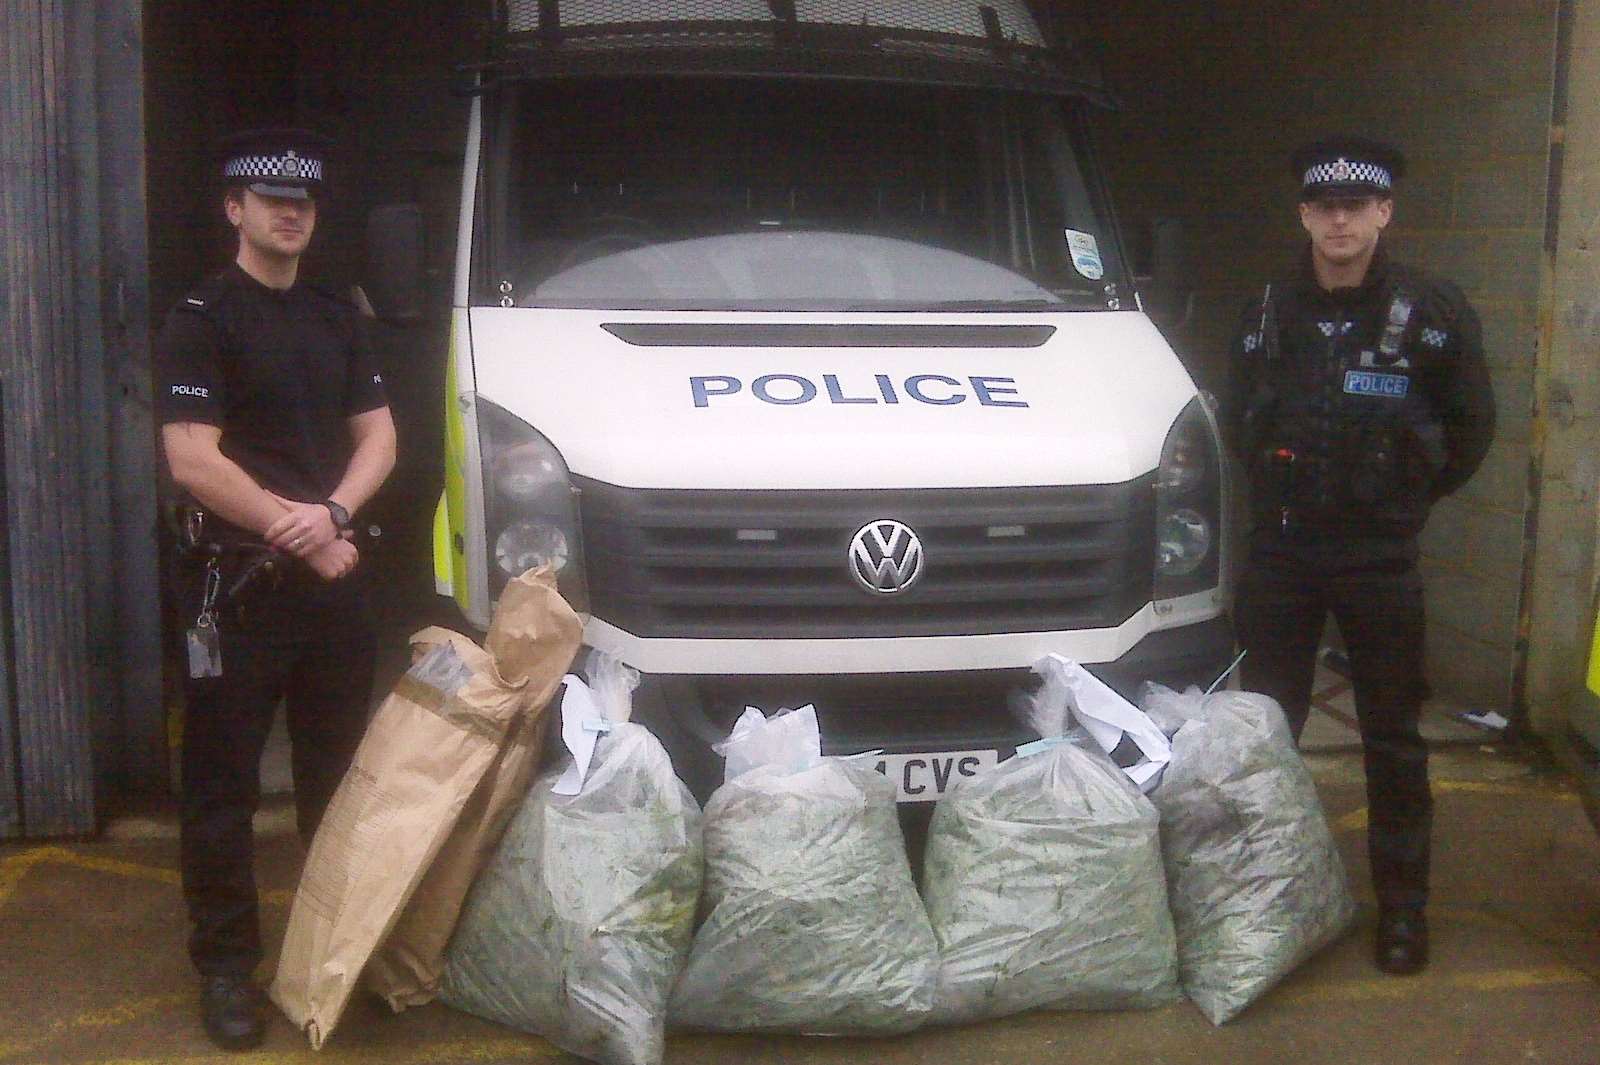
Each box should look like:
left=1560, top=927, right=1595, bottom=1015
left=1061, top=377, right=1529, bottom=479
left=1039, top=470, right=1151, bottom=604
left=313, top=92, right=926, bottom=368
left=143, top=2, right=485, bottom=780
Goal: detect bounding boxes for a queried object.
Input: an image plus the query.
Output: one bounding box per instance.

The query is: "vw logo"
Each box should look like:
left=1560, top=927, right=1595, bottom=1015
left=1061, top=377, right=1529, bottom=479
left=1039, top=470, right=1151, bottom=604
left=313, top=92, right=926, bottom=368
left=848, top=519, right=925, bottom=595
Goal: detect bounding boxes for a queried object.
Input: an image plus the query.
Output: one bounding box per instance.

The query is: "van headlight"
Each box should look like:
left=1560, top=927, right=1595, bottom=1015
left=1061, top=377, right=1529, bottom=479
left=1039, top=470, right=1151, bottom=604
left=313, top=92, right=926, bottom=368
left=477, top=398, right=588, bottom=611
left=1154, top=396, right=1223, bottom=599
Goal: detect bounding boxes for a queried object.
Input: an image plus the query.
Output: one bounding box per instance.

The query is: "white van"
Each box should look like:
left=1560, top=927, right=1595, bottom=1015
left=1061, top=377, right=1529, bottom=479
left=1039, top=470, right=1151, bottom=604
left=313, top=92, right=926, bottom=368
left=430, top=0, right=1232, bottom=799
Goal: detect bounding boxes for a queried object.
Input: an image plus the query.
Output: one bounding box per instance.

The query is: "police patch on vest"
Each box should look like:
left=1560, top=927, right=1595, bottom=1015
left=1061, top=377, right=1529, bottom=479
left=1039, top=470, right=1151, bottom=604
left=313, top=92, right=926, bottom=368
left=1343, top=370, right=1409, bottom=398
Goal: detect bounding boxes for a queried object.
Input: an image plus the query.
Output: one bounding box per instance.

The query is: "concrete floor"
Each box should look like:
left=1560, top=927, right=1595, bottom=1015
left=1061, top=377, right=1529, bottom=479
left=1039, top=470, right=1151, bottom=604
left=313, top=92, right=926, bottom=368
left=2, top=736, right=1597, bottom=1065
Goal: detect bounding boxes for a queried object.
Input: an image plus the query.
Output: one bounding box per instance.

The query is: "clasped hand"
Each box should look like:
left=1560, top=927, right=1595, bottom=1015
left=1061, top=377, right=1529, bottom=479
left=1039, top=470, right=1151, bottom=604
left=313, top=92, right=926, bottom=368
left=264, top=495, right=357, bottom=580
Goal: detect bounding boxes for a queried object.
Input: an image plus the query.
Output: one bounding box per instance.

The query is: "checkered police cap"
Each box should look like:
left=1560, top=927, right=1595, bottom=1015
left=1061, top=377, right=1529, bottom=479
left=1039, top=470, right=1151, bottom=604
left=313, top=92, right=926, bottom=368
left=1302, top=158, right=1391, bottom=191
left=1291, top=136, right=1406, bottom=199
left=215, top=127, right=331, bottom=199
left=222, top=151, right=325, bottom=183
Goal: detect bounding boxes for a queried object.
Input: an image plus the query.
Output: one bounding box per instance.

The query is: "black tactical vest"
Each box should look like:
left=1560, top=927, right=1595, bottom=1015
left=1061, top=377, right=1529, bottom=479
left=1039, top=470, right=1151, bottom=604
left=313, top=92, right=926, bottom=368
left=1239, top=263, right=1449, bottom=538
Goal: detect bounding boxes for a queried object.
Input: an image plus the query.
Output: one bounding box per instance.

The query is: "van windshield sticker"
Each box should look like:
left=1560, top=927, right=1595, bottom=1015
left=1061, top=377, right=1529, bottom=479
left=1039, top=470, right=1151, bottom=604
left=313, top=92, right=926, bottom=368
left=690, top=374, right=1029, bottom=409
left=1064, top=229, right=1105, bottom=281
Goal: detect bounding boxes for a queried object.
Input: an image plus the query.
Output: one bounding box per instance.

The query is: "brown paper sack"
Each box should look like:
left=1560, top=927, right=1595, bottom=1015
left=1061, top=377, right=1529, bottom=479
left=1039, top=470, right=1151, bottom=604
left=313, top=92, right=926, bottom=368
left=269, top=567, right=582, bottom=1048
left=364, top=627, right=569, bottom=1009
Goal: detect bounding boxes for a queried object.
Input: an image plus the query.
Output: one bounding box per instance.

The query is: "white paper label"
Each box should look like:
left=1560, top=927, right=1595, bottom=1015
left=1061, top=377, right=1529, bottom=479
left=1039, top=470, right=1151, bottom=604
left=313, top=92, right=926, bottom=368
left=1042, top=653, right=1172, bottom=792
left=552, top=675, right=608, bottom=796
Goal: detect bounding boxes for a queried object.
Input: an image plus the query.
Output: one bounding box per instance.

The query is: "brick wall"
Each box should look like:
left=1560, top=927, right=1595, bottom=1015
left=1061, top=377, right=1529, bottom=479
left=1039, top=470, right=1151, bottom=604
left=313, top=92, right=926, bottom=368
left=1084, top=0, right=1559, bottom=710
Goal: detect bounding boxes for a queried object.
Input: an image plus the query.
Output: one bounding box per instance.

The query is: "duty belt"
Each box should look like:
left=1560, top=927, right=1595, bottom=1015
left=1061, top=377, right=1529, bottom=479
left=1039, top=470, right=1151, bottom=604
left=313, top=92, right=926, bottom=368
left=171, top=503, right=284, bottom=607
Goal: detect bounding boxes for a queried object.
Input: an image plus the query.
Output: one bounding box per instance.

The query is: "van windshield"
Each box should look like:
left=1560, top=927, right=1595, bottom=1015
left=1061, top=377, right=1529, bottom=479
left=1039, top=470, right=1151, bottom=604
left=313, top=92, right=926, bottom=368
left=479, top=79, right=1126, bottom=312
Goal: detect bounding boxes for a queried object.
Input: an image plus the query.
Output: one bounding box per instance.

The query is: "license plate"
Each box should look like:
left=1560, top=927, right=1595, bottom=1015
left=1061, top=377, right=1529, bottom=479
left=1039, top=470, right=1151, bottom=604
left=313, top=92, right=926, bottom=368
left=872, top=749, right=1002, bottom=803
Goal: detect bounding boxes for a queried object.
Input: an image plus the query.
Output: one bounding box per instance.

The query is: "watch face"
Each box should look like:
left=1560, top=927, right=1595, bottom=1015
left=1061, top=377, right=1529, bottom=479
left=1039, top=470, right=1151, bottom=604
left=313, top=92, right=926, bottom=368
left=325, top=501, right=350, bottom=528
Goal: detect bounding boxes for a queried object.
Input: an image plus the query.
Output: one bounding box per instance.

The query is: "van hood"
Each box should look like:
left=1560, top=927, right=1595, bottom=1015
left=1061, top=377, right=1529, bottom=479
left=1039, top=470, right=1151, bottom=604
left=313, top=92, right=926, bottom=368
left=467, top=308, right=1198, bottom=490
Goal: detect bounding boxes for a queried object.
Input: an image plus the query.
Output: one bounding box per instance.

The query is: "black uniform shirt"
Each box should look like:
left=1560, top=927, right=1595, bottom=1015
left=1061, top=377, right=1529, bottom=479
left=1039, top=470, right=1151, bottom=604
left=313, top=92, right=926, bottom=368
left=156, top=264, right=388, bottom=515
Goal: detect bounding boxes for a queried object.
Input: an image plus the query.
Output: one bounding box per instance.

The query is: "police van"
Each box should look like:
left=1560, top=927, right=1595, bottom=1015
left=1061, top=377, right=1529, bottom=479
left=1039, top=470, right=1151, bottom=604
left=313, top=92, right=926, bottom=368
left=429, top=0, right=1233, bottom=799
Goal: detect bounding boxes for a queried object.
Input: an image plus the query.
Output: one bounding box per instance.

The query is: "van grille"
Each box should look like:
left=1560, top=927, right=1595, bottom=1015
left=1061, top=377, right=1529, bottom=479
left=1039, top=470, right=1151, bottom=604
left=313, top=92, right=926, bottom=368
left=577, top=477, right=1155, bottom=639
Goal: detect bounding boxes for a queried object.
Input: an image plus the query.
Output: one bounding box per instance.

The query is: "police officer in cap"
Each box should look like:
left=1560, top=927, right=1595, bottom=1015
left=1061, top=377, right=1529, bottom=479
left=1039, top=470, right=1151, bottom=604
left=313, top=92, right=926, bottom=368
left=156, top=128, right=396, bottom=1048
left=1226, top=136, right=1496, bottom=975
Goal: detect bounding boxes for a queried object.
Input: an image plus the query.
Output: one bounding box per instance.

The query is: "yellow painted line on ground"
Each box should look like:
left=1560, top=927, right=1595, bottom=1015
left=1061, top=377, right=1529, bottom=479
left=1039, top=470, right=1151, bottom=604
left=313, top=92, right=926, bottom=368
left=1277, top=964, right=1594, bottom=1005
left=1333, top=806, right=1368, bottom=833
left=1434, top=779, right=1579, bottom=801
left=0, top=846, right=69, bottom=909
left=51, top=850, right=181, bottom=888
left=66, top=992, right=193, bottom=1031
left=0, top=992, right=191, bottom=1063
left=52, top=854, right=290, bottom=907
left=79, top=1035, right=556, bottom=1065
left=0, top=846, right=530, bottom=1065
left=1330, top=775, right=1579, bottom=836
left=4, top=844, right=293, bottom=911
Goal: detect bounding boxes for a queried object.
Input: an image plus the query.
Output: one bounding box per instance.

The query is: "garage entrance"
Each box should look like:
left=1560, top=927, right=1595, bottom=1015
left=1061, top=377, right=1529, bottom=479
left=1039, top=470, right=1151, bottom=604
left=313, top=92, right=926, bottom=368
left=5, top=0, right=1587, bottom=833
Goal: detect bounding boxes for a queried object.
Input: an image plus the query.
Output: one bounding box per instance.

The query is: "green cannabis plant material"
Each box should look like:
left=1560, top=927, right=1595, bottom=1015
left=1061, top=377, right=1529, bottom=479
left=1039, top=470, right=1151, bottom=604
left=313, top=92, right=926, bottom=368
left=442, top=723, right=702, bottom=1065
left=921, top=739, right=1180, bottom=1024
left=669, top=757, right=938, bottom=1035
left=1145, top=688, right=1356, bottom=1025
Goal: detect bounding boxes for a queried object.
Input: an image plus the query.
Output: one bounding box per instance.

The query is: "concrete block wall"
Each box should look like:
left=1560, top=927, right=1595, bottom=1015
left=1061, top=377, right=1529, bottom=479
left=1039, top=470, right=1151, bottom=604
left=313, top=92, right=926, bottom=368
left=1083, top=0, right=1559, bottom=711
left=143, top=0, right=479, bottom=316
left=1527, top=0, right=1600, bottom=732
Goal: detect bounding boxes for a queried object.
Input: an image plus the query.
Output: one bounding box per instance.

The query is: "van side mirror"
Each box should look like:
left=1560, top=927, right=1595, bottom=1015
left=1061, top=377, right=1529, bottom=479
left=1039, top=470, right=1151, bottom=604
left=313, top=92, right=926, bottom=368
left=1136, top=216, right=1194, bottom=332
left=365, top=204, right=426, bottom=325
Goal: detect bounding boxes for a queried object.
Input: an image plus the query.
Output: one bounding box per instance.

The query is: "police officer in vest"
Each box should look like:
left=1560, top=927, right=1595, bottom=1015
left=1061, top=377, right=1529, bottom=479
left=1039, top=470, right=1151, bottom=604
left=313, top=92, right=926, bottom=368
left=156, top=129, right=397, bottom=1048
left=1226, top=137, right=1496, bottom=975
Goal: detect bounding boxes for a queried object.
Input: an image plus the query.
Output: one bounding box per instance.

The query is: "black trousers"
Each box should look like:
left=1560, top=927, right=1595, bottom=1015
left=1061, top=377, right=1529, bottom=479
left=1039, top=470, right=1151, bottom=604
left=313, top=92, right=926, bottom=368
left=176, top=561, right=375, bottom=979
left=1234, top=534, right=1431, bottom=913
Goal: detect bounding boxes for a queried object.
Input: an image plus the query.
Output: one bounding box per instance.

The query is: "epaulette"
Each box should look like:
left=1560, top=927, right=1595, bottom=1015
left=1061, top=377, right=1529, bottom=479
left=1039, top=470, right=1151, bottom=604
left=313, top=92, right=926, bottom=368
left=302, top=281, right=358, bottom=311
left=1385, top=264, right=1472, bottom=359
left=176, top=275, right=229, bottom=314
left=1424, top=278, right=1468, bottom=329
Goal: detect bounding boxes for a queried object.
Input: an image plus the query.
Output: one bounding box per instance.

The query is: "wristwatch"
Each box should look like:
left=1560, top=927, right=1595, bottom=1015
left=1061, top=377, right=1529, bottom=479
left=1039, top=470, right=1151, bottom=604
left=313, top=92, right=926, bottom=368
left=323, top=500, right=351, bottom=531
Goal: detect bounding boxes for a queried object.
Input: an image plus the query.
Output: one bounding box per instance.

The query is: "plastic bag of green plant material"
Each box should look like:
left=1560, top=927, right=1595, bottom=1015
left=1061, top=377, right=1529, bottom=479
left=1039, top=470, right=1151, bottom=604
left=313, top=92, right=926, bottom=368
left=440, top=654, right=702, bottom=1065
left=919, top=660, right=1180, bottom=1025
left=668, top=705, right=938, bottom=1036
left=1139, top=684, right=1355, bottom=1025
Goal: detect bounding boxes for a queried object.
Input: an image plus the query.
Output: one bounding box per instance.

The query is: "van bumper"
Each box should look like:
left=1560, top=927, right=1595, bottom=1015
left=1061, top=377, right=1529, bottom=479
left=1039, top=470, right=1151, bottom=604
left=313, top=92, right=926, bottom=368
left=625, top=614, right=1234, bottom=799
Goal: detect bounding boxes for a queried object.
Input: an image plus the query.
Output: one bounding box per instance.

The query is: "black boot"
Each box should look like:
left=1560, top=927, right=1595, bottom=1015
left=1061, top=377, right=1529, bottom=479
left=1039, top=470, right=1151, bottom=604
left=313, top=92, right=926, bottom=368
left=1375, top=908, right=1429, bottom=975
left=200, top=974, right=265, bottom=1050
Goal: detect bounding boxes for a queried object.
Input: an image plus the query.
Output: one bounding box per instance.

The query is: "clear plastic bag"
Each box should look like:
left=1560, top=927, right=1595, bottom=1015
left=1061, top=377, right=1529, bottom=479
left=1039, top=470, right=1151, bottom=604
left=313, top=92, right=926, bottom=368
left=920, top=667, right=1180, bottom=1024
left=668, top=706, right=938, bottom=1035
left=1140, top=683, right=1295, bottom=749
left=1139, top=684, right=1356, bottom=1025
left=1136, top=681, right=1202, bottom=738
left=440, top=656, right=703, bottom=1065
